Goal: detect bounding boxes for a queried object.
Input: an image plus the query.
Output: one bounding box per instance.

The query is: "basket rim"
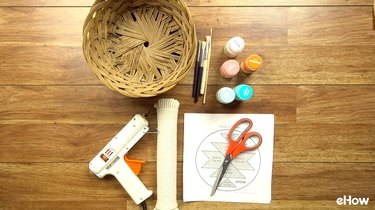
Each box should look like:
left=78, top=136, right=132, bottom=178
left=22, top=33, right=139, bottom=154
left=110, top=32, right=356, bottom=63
left=82, top=0, right=197, bottom=97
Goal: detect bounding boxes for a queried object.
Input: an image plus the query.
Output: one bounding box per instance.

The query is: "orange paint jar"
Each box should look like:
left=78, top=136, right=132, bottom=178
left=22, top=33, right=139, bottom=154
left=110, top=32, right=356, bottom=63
left=240, top=54, right=263, bottom=74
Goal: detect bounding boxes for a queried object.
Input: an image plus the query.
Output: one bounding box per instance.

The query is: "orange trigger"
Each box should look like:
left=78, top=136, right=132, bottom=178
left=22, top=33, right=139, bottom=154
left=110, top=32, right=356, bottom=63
left=124, top=155, right=144, bottom=175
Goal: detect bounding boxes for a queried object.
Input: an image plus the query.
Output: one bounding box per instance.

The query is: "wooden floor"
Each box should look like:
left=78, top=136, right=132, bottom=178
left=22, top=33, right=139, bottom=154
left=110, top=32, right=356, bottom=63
left=1, top=0, right=375, bottom=209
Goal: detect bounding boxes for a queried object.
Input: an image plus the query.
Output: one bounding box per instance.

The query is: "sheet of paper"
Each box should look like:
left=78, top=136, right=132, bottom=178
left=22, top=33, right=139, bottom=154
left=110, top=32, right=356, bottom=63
left=183, top=113, right=274, bottom=203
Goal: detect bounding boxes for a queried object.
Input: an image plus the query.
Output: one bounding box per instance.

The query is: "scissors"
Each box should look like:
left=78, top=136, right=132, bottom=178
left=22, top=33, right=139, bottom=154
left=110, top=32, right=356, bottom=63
left=211, top=118, right=263, bottom=196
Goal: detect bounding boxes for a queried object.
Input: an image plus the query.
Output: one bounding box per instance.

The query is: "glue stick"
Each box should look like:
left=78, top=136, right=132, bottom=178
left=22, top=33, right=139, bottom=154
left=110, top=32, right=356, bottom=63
left=224, top=37, right=245, bottom=58
left=240, top=54, right=263, bottom=74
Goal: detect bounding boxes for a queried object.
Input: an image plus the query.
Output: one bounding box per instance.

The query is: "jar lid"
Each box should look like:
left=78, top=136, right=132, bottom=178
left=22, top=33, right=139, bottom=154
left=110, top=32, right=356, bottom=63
left=234, top=84, right=253, bottom=101
left=227, top=37, right=245, bottom=54
left=216, top=87, right=236, bottom=104
left=246, top=54, right=263, bottom=71
left=220, top=60, right=240, bottom=78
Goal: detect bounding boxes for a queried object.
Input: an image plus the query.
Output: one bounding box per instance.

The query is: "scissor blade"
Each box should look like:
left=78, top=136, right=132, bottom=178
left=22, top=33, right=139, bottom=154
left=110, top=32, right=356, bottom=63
left=211, top=155, right=231, bottom=196
left=210, top=166, right=223, bottom=196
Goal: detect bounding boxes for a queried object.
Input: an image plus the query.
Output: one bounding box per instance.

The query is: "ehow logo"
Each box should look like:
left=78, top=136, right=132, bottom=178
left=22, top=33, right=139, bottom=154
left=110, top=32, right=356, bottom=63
left=336, top=195, right=369, bottom=206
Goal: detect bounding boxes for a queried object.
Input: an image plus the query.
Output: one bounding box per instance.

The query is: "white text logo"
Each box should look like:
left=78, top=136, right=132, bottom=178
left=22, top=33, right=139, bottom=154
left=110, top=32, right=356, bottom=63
left=336, top=195, right=369, bottom=205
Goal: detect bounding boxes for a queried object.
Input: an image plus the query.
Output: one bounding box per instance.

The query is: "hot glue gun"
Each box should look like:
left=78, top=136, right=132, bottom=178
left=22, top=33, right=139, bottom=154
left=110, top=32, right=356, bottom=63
left=89, top=114, right=153, bottom=208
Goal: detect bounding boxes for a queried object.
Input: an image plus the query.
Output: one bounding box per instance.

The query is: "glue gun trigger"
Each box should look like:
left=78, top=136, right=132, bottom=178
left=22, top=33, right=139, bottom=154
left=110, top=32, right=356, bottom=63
left=124, top=155, right=145, bottom=176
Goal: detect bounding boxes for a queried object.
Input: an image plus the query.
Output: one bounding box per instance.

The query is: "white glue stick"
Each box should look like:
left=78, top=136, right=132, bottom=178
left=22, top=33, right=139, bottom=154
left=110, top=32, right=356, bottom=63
left=154, top=98, right=180, bottom=210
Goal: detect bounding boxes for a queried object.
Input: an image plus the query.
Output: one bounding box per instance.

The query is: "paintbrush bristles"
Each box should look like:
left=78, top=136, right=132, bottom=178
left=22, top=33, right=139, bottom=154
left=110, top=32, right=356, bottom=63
left=200, top=35, right=211, bottom=95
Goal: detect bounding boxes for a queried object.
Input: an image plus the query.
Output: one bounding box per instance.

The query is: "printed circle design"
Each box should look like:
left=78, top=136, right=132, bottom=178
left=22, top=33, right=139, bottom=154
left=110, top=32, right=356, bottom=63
left=195, top=129, right=261, bottom=192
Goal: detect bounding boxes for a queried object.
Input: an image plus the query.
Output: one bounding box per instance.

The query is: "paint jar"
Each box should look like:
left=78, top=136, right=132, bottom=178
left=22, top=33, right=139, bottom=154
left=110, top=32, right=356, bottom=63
left=240, top=54, right=263, bottom=74
left=224, top=37, right=245, bottom=58
left=220, top=60, right=240, bottom=78
left=234, top=84, right=253, bottom=101
left=216, top=87, right=236, bottom=104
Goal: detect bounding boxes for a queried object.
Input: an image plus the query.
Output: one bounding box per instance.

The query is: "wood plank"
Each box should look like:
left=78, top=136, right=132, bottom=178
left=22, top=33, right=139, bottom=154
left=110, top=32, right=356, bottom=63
left=1, top=45, right=374, bottom=86
left=272, top=163, right=375, bottom=200
left=288, top=7, right=375, bottom=45
left=1, top=200, right=373, bottom=210
left=275, top=124, right=375, bottom=162
left=195, top=45, right=375, bottom=86
left=0, top=124, right=120, bottom=162
left=0, top=201, right=130, bottom=210
left=128, top=200, right=374, bottom=210
left=2, top=86, right=374, bottom=127
left=276, top=46, right=375, bottom=85
left=0, top=44, right=98, bottom=85
left=1, top=8, right=375, bottom=85
left=0, top=85, right=297, bottom=124
left=297, top=86, right=375, bottom=124
left=0, top=0, right=372, bottom=6
left=0, top=7, right=288, bottom=45
left=0, top=85, right=156, bottom=124
left=0, top=1, right=373, bottom=209
left=0, top=123, right=374, bottom=163
left=0, top=162, right=373, bottom=201
left=1, top=7, right=373, bottom=46
left=192, top=0, right=374, bottom=6
left=0, top=7, right=89, bottom=45
left=0, top=123, right=157, bottom=163
left=0, top=0, right=93, bottom=6
left=193, top=7, right=288, bottom=46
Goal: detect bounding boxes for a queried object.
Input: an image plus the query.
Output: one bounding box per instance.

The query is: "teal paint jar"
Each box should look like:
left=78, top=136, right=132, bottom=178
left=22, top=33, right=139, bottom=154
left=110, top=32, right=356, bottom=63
left=234, top=84, right=253, bottom=101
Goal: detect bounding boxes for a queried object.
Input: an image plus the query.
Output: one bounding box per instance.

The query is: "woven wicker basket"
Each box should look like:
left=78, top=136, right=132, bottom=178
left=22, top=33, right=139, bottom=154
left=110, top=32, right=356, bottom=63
left=83, top=0, right=197, bottom=97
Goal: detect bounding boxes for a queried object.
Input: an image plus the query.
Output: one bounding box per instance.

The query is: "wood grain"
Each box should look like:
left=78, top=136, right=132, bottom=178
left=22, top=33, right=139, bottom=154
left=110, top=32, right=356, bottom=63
left=0, top=0, right=93, bottom=6
left=288, top=7, right=375, bottom=45
left=0, top=7, right=88, bottom=45
left=297, top=86, right=375, bottom=124
left=2, top=85, right=374, bottom=124
left=0, top=201, right=132, bottom=210
left=0, top=85, right=297, bottom=124
left=1, top=45, right=374, bottom=86
left=129, top=200, right=375, bottom=210
left=0, top=7, right=288, bottom=45
left=193, top=7, right=288, bottom=46
left=0, top=44, right=98, bottom=85
left=2, top=7, right=374, bottom=46
left=0, top=0, right=372, bottom=6
left=275, top=124, right=375, bottom=162
left=190, top=0, right=374, bottom=6
left=0, top=163, right=374, bottom=201
left=0, top=0, right=374, bottom=209
left=1, top=123, right=374, bottom=163
left=1, top=200, right=374, bottom=210
left=198, top=45, right=375, bottom=85
left=1, top=7, right=374, bottom=86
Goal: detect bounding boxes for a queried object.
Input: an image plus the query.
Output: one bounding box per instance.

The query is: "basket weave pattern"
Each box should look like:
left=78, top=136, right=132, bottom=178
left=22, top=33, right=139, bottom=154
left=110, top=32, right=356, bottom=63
left=83, top=0, right=196, bottom=97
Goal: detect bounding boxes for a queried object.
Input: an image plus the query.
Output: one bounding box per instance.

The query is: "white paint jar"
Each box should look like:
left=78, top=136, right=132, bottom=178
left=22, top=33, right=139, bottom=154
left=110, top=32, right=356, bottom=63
left=216, top=87, right=236, bottom=104
left=223, top=37, right=245, bottom=58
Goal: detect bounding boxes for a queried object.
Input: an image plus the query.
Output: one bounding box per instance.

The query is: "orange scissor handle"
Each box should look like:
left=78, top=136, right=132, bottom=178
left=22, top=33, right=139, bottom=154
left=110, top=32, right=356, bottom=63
left=231, top=132, right=262, bottom=159
left=226, top=118, right=253, bottom=155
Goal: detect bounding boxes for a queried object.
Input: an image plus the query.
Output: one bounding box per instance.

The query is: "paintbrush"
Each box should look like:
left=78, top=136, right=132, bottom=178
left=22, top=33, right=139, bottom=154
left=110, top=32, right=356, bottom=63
left=202, top=29, right=213, bottom=104
left=195, top=41, right=206, bottom=103
left=192, top=41, right=203, bottom=97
